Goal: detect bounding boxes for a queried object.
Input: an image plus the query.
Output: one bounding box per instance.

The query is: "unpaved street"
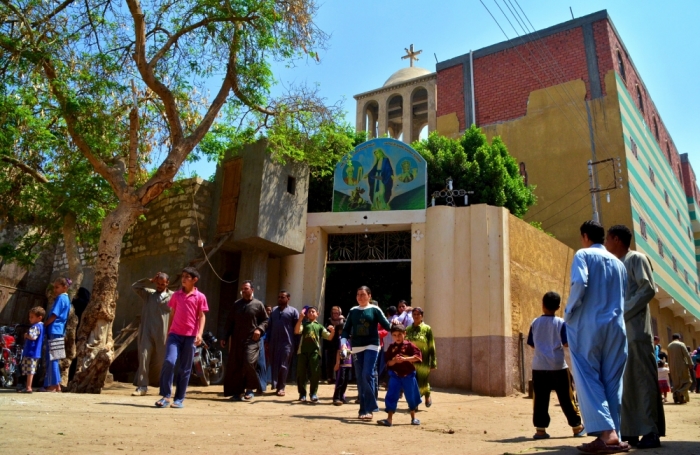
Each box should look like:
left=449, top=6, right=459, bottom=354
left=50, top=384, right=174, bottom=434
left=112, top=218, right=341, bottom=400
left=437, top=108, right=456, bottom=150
left=1, top=382, right=699, bottom=454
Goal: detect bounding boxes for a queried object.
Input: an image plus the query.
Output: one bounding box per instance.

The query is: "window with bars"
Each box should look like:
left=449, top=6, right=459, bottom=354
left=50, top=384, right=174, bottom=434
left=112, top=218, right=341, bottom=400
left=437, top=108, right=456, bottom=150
left=637, top=85, right=645, bottom=114
left=657, top=238, right=664, bottom=258
left=664, top=190, right=669, bottom=206
left=684, top=269, right=689, bottom=284
left=649, top=167, right=655, bottom=186
left=640, top=217, right=647, bottom=240
left=672, top=256, right=677, bottom=272
left=653, top=117, right=659, bottom=141
left=630, top=137, right=638, bottom=159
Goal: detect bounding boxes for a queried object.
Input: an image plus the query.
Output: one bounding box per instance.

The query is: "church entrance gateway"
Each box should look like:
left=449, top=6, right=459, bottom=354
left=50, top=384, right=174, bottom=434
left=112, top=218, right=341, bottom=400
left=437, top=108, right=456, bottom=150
left=324, top=231, right=411, bottom=317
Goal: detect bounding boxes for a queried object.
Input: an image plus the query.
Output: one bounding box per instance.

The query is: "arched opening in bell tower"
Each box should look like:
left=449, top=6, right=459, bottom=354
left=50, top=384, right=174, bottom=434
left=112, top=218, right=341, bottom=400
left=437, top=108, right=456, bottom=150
left=364, top=101, right=379, bottom=139
left=411, top=87, right=429, bottom=143
left=387, top=94, right=403, bottom=140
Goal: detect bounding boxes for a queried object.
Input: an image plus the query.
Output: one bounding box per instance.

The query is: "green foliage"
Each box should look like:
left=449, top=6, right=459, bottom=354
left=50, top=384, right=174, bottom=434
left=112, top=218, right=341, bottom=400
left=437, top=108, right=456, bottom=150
left=412, top=126, right=536, bottom=218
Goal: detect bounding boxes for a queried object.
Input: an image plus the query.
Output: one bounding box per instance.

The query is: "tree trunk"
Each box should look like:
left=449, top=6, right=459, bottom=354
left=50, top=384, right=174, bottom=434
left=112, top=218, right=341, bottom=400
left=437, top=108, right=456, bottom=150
left=68, top=201, right=140, bottom=393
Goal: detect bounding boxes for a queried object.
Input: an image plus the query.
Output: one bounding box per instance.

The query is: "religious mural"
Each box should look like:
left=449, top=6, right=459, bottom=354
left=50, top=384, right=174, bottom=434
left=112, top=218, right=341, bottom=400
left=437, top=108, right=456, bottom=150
left=332, top=138, right=427, bottom=212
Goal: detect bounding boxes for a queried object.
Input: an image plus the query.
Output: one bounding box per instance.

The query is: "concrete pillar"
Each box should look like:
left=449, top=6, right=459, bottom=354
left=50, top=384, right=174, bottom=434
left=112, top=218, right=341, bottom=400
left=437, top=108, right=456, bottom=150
left=265, top=257, right=281, bottom=306
left=301, top=227, right=328, bottom=319
left=239, top=248, right=269, bottom=303
left=402, top=88, right=412, bottom=145
left=377, top=94, right=388, bottom=138
left=279, top=253, right=305, bottom=312
left=355, top=99, right=365, bottom=133
left=410, top=222, right=426, bottom=310
left=427, top=81, right=437, bottom=133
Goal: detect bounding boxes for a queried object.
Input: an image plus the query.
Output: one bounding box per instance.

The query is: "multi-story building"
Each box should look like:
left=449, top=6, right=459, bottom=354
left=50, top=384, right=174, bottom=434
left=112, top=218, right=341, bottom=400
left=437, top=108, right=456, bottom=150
left=355, top=10, right=700, bottom=347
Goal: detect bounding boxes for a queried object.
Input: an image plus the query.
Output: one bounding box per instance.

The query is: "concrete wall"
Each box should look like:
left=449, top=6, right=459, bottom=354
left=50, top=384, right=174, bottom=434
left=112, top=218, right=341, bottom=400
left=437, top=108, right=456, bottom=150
left=508, top=216, right=574, bottom=393
left=0, top=229, right=53, bottom=324
left=114, top=178, right=215, bottom=331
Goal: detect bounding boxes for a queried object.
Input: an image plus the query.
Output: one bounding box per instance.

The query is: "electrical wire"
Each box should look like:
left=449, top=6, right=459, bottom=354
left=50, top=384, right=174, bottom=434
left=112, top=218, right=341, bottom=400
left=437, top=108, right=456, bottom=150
left=191, top=191, right=237, bottom=284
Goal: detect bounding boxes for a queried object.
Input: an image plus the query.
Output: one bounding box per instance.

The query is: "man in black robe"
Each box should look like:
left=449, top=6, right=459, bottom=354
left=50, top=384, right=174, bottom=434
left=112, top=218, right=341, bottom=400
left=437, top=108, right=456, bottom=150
left=222, top=280, right=268, bottom=401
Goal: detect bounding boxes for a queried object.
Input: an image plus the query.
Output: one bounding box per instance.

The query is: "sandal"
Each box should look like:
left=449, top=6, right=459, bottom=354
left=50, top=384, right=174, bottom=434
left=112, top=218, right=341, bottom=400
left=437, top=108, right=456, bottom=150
left=425, top=395, right=432, bottom=408
left=155, top=398, right=171, bottom=408
left=411, top=418, right=421, bottom=426
left=17, top=388, right=32, bottom=394
left=359, top=413, right=373, bottom=421
left=577, top=438, right=630, bottom=454
left=377, top=419, right=392, bottom=427
left=276, top=390, right=286, bottom=397
left=170, top=400, right=184, bottom=409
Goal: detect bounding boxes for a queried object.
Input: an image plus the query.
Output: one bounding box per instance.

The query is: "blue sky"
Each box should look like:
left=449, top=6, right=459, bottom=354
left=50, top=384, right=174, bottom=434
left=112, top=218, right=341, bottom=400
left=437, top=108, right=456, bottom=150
left=184, top=0, right=700, bottom=181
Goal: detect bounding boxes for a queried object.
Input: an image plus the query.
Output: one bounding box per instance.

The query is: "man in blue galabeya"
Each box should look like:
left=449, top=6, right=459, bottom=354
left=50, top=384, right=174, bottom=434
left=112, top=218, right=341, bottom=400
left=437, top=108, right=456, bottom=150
left=564, top=220, right=629, bottom=454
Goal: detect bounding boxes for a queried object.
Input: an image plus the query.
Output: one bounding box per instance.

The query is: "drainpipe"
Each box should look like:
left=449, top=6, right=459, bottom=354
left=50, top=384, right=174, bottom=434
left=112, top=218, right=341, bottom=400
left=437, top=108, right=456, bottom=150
left=470, top=50, right=476, bottom=127
left=519, top=332, right=526, bottom=393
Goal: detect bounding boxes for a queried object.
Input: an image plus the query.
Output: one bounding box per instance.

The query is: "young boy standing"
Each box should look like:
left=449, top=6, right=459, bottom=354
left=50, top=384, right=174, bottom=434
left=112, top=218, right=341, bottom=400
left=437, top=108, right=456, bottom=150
left=155, top=267, right=208, bottom=409
left=333, top=340, right=352, bottom=405
left=19, top=307, right=45, bottom=393
left=378, top=323, right=422, bottom=427
left=528, top=291, right=585, bottom=439
left=294, top=306, right=334, bottom=403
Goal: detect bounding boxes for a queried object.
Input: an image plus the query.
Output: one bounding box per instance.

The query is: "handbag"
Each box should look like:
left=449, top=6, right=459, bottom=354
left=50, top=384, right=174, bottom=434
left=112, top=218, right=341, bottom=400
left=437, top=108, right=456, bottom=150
left=49, top=337, right=66, bottom=361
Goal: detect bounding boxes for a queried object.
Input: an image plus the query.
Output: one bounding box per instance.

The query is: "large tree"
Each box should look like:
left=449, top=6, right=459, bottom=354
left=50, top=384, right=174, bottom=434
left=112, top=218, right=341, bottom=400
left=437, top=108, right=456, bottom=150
left=413, top=126, right=536, bottom=217
left=1, top=0, right=334, bottom=392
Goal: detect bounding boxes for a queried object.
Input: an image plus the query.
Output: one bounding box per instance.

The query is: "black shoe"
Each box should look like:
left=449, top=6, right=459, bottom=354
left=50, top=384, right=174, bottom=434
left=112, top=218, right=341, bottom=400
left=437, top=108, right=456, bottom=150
left=637, top=433, right=661, bottom=449
left=621, top=436, right=639, bottom=446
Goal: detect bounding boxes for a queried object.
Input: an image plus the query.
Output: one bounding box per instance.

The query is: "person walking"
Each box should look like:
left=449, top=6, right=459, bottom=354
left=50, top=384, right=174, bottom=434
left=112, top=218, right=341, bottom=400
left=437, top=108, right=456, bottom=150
left=564, top=221, right=629, bottom=454
left=267, top=291, right=299, bottom=396
left=605, top=225, right=665, bottom=449
left=406, top=307, right=436, bottom=407
left=155, top=267, right=208, bottom=408
left=667, top=334, right=694, bottom=404
left=131, top=273, right=173, bottom=396
left=222, top=280, right=268, bottom=401
left=340, top=286, right=391, bottom=421
left=323, top=306, right=345, bottom=384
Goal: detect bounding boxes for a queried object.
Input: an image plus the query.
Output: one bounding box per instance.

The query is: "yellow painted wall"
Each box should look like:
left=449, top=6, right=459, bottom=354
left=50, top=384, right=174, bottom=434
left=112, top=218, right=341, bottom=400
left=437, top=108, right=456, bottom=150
left=455, top=72, right=633, bottom=252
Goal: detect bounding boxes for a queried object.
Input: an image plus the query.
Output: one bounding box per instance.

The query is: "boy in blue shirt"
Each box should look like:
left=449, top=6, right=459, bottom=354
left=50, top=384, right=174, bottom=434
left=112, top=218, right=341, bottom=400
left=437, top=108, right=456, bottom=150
left=528, top=292, right=585, bottom=439
left=20, top=306, right=45, bottom=393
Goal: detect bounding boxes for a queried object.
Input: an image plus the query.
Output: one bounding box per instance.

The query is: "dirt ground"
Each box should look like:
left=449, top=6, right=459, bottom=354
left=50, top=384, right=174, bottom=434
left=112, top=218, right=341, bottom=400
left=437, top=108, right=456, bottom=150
left=1, top=382, right=700, bottom=455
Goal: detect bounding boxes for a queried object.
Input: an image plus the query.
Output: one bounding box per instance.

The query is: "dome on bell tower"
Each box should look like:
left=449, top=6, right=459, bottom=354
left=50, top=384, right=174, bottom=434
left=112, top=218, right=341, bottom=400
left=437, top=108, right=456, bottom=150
left=383, top=66, right=431, bottom=87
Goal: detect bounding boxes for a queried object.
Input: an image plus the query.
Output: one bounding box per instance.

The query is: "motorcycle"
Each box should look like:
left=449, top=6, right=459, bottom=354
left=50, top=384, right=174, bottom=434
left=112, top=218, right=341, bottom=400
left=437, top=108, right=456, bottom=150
left=192, top=331, right=225, bottom=386
left=0, top=325, right=23, bottom=388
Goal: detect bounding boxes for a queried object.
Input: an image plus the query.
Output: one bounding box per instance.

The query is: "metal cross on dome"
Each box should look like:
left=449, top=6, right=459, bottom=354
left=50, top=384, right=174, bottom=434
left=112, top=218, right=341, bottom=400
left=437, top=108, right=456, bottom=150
left=402, top=44, right=422, bottom=67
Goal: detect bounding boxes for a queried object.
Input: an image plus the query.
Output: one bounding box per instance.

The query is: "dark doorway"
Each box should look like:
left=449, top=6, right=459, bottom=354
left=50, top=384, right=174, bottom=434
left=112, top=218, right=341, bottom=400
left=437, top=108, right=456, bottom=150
left=323, top=262, right=411, bottom=318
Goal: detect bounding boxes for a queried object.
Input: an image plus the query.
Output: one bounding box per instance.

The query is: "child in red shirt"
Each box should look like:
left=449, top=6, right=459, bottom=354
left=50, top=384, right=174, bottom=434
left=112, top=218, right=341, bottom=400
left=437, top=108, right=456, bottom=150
left=377, top=323, right=422, bottom=427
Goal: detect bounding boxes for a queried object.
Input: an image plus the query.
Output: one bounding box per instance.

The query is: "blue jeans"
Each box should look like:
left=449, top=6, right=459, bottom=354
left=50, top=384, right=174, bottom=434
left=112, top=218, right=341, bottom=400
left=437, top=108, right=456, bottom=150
left=385, top=370, right=422, bottom=412
left=44, top=333, right=62, bottom=387
left=353, top=349, right=380, bottom=415
left=159, top=334, right=195, bottom=402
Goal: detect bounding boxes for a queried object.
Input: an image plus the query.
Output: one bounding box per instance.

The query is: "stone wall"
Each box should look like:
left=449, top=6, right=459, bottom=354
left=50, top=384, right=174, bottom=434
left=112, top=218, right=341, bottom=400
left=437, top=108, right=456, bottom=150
left=50, top=240, right=97, bottom=290
left=114, top=177, right=215, bottom=331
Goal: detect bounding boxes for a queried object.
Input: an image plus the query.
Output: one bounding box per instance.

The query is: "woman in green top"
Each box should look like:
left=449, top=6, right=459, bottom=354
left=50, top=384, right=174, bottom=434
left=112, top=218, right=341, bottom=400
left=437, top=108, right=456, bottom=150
left=406, top=307, right=437, bottom=407
left=340, top=286, right=391, bottom=421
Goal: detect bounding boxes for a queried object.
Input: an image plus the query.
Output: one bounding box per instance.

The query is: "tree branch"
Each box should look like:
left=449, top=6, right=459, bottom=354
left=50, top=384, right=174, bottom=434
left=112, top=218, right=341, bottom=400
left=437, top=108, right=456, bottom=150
left=128, top=81, right=139, bottom=188
left=127, top=0, right=183, bottom=149
left=0, top=156, right=49, bottom=183
left=31, top=0, right=76, bottom=27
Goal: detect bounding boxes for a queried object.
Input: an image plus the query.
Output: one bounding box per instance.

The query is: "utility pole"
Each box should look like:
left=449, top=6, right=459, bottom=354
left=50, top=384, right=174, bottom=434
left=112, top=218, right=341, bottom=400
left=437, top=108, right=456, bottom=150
left=588, top=158, right=624, bottom=223
left=588, top=160, right=599, bottom=223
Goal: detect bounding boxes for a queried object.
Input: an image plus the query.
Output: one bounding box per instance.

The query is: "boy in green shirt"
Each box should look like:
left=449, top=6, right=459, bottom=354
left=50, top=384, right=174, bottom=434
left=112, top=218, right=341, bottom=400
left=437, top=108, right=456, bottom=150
left=295, top=306, right=334, bottom=402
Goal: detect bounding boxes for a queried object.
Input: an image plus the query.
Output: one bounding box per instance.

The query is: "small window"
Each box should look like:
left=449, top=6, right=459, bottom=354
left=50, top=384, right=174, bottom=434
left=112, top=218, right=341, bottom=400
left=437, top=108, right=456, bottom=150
left=640, top=217, right=647, bottom=240
left=617, top=49, right=626, bottom=81
left=630, top=137, right=638, bottom=159
left=666, top=143, right=673, bottom=164
left=688, top=226, right=692, bottom=239
left=657, top=238, right=664, bottom=258
left=695, top=281, right=698, bottom=295
left=677, top=209, right=680, bottom=223
left=286, top=175, right=296, bottom=195
left=649, top=167, right=655, bottom=186
left=664, top=190, right=669, bottom=206
left=653, top=117, right=659, bottom=141
left=637, top=85, right=644, bottom=114
left=672, top=256, right=677, bottom=272
left=684, top=269, right=689, bottom=284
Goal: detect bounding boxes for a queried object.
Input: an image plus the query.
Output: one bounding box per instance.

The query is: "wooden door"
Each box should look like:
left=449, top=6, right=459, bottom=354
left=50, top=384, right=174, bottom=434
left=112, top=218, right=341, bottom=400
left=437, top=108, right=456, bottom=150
left=217, top=158, right=242, bottom=234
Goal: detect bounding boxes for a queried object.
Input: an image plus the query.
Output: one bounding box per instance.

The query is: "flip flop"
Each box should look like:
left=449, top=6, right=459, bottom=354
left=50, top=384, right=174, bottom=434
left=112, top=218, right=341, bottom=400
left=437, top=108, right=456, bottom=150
left=276, top=390, right=286, bottom=397
left=377, top=419, right=392, bottom=427
left=411, top=418, right=420, bottom=426
left=155, top=398, right=171, bottom=408
left=170, top=400, right=184, bottom=408
left=574, top=426, right=587, bottom=438
left=359, top=413, right=373, bottom=421
left=577, top=438, right=630, bottom=454
left=17, top=388, right=32, bottom=394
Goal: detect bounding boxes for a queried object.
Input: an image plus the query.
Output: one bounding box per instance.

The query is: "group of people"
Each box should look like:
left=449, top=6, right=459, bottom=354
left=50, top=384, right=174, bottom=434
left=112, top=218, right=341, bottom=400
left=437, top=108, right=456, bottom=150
left=129, top=270, right=438, bottom=426
left=528, top=221, right=697, bottom=454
